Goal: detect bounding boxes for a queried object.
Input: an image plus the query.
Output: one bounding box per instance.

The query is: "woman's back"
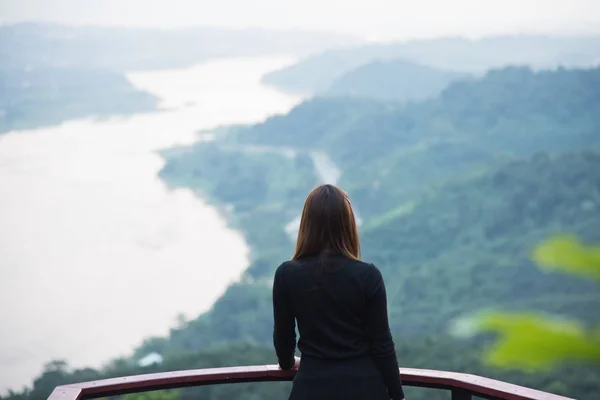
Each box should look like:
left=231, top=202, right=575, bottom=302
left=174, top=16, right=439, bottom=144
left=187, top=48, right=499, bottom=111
left=274, top=253, right=389, bottom=361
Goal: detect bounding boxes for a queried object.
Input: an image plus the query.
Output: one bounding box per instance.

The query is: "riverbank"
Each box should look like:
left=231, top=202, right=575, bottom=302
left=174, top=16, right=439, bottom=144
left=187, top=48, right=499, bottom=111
left=0, top=56, right=301, bottom=393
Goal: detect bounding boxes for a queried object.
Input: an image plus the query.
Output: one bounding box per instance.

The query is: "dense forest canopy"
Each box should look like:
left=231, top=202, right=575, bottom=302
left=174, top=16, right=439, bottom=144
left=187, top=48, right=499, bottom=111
left=2, top=35, right=600, bottom=400
left=234, top=66, right=600, bottom=215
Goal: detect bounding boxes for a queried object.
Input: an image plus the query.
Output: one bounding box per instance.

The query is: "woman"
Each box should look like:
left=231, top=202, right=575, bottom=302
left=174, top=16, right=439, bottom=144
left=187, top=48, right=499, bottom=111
left=272, top=184, right=405, bottom=400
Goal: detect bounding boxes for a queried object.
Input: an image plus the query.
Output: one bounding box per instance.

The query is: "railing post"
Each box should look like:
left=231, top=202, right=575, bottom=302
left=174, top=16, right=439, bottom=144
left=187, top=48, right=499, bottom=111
left=451, top=388, right=472, bottom=400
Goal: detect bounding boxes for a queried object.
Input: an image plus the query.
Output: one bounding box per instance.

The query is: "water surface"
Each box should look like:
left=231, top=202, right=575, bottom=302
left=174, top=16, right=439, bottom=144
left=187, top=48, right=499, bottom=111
left=0, top=56, right=301, bottom=392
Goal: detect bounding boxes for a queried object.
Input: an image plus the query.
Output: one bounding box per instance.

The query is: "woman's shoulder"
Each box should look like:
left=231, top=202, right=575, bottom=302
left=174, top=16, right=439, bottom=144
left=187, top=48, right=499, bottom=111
left=277, top=258, right=303, bottom=268
left=275, top=260, right=292, bottom=273
left=274, top=259, right=303, bottom=276
left=350, top=259, right=382, bottom=277
left=275, top=256, right=381, bottom=276
left=321, top=255, right=382, bottom=279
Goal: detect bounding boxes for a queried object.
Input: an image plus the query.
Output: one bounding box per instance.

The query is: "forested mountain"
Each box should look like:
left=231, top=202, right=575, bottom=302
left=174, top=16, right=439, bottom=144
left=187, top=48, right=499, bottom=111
left=365, top=150, right=600, bottom=334
left=157, top=147, right=600, bottom=347
left=237, top=66, right=600, bottom=215
left=5, top=65, right=600, bottom=399
left=0, top=67, right=158, bottom=133
left=324, top=59, right=470, bottom=101
left=151, top=65, right=600, bottom=398
left=262, top=35, right=600, bottom=94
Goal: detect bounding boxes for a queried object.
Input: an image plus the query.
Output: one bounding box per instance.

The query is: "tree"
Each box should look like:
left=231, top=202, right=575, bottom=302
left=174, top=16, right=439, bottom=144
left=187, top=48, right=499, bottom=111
left=453, top=235, right=600, bottom=371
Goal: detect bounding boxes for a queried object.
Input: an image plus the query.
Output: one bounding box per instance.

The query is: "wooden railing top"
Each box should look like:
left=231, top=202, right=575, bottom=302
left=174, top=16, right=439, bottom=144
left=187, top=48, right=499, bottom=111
left=47, top=365, right=575, bottom=400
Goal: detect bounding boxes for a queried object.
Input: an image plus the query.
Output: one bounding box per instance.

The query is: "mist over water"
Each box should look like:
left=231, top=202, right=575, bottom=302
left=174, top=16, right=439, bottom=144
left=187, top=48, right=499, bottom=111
left=0, top=56, right=301, bottom=392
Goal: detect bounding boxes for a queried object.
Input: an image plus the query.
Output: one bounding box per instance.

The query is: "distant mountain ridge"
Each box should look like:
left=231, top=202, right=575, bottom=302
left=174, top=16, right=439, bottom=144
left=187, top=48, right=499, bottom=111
left=0, top=22, right=360, bottom=71
left=262, top=35, right=600, bottom=94
left=324, top=59, right=471, bottom=101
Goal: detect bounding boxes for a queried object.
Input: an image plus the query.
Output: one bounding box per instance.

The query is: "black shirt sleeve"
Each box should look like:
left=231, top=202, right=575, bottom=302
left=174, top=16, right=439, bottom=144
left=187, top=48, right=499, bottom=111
left=364, top=264, right=405, bottom=400
left=272, top=263, right=297, bottom=370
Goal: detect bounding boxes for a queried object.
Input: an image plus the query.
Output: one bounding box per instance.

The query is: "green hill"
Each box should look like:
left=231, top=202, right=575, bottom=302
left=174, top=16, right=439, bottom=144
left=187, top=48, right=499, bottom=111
left=155, top=66, right=600, bottom=340
left=158, top=147, right=600, bottom=344
left=154, top=66, right=600, bottom=400
left=262, top=35, right=600, bottom=94
left=237, top=66, right=600, bottom=216
left=365, top=150, right=600, bottom=335
left=324, top=59, right=470, bottom=101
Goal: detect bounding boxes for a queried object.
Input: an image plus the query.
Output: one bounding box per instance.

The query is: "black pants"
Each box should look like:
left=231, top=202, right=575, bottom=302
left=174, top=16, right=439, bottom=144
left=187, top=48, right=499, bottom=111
left=289, top=356, right=390, bottom=400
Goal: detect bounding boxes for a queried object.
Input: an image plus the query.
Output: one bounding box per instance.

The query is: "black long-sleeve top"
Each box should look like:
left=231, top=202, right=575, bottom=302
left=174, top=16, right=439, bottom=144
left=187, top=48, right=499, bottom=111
left=272, top=253, right=405, bottom=400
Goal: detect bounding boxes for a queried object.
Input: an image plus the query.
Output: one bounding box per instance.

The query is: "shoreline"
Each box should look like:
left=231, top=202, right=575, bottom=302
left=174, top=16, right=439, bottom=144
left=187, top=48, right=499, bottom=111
left=0, top=56, right=301, bottom=393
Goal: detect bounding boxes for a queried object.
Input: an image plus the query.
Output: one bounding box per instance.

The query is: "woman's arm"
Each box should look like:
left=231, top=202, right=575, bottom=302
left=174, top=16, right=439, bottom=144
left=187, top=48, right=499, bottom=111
left=272, top=263, right=297, bottom=370
left=365, top=264, right=405, bottom=400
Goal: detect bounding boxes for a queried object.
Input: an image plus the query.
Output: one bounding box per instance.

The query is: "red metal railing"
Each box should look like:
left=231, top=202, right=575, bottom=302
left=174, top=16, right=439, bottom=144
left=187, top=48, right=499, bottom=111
left=47, top=365, right=574, bottom=400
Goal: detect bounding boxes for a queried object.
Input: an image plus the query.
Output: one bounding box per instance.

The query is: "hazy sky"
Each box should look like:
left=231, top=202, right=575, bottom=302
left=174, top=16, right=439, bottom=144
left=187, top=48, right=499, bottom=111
left=1, top=0, right=599, bottom=40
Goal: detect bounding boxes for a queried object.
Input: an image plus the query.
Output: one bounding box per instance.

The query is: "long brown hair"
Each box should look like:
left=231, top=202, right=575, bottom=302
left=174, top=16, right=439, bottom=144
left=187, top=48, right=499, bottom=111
left=292, top=184, right=360, bottom=260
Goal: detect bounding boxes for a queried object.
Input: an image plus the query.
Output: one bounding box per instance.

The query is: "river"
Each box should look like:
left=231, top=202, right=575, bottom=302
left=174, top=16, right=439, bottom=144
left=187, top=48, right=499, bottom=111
left=0, top=56, right=302, bottom=393
left=216, top=144, right=359, bottom=238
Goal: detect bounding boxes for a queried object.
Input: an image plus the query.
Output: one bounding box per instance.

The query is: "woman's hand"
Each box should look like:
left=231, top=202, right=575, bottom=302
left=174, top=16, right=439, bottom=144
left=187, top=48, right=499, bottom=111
left=278, top=356, right=301, bottom=371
